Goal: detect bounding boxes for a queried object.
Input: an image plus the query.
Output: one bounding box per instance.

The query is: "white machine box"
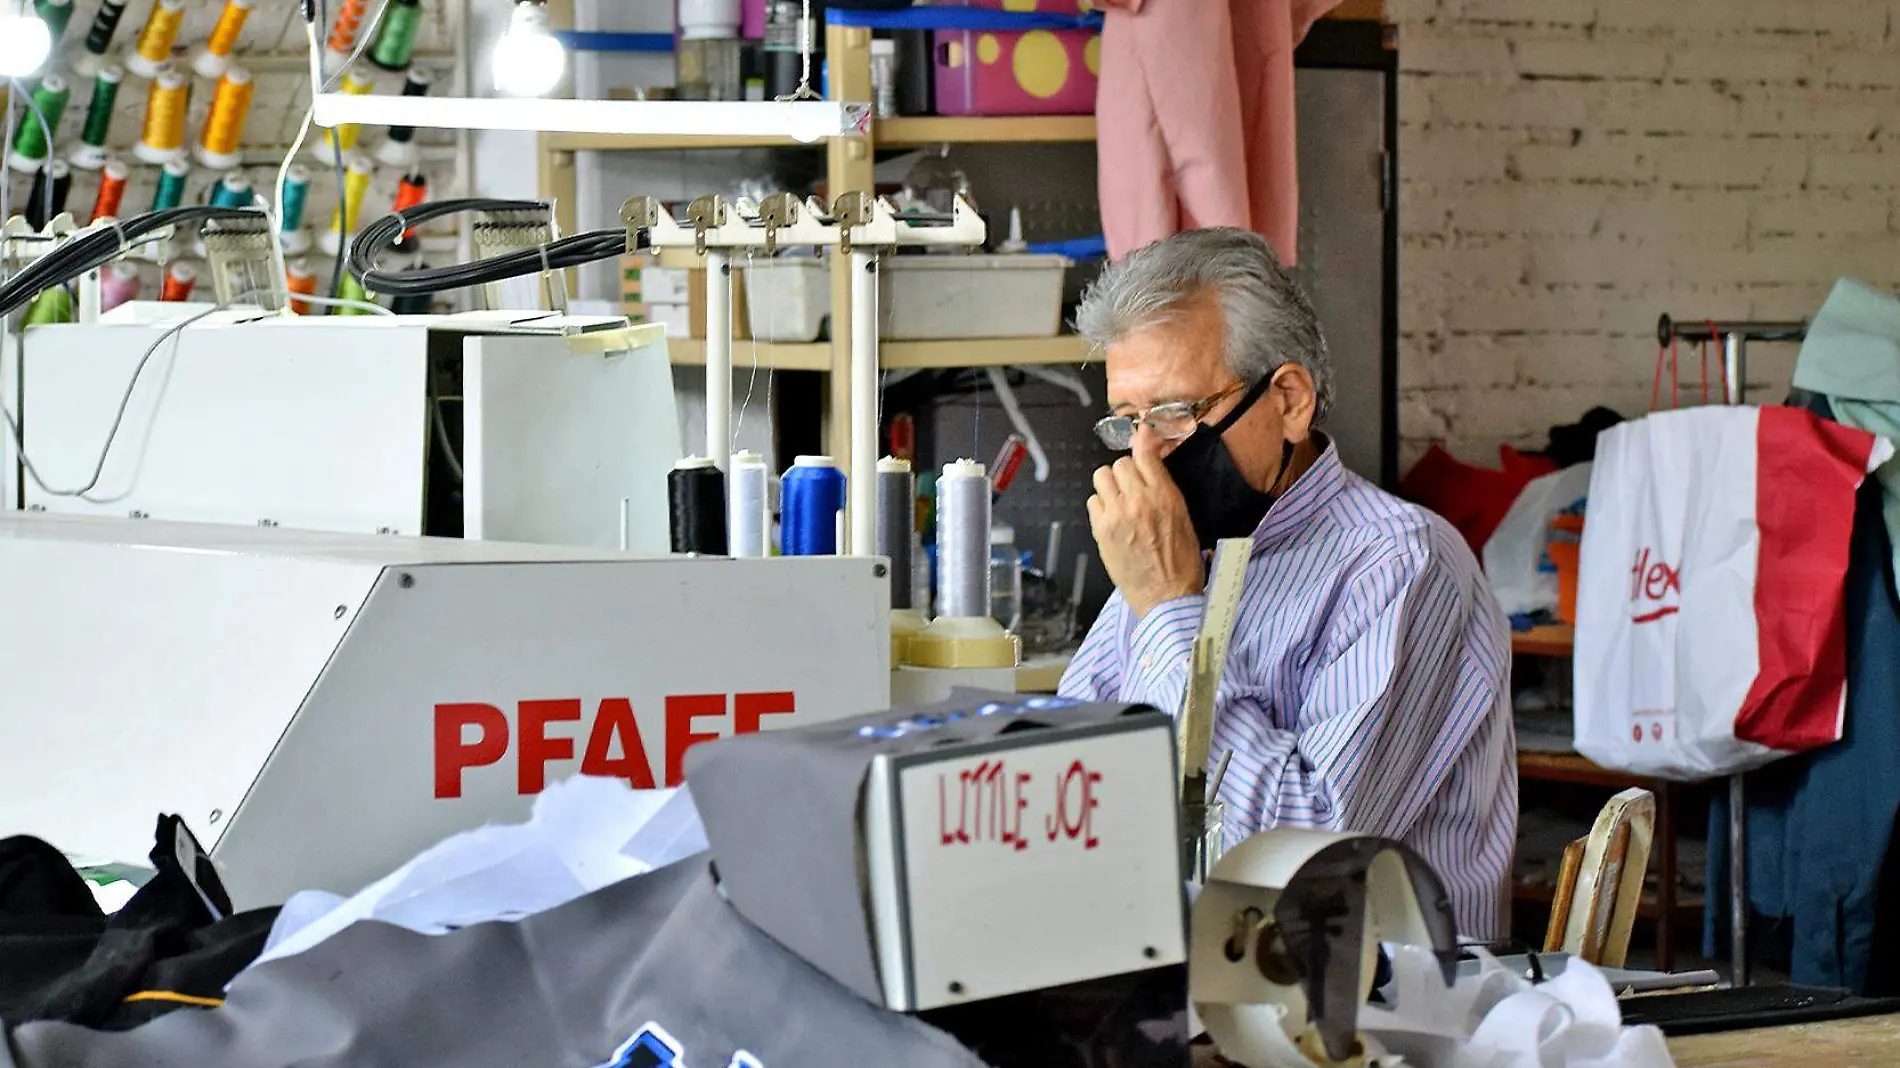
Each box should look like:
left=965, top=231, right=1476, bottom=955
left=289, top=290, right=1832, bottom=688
left=4, top=313, right=679, bottom=552
left=0, top=515, right=890, bottom=908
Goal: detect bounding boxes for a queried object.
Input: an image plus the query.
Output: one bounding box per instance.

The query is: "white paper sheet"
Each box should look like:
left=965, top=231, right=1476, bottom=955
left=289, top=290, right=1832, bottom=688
left=247, top=778, right=708, bottom=971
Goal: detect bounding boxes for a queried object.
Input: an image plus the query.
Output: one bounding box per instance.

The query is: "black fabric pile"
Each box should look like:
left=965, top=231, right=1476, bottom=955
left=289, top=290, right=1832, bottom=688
left=0, top=816, right=277, bottom=1030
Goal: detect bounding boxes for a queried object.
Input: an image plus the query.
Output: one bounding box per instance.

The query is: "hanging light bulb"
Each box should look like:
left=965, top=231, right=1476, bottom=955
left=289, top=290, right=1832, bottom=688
left=0, top=0, right=52, bottom=78
left=492, top=0, right=564, bottom=98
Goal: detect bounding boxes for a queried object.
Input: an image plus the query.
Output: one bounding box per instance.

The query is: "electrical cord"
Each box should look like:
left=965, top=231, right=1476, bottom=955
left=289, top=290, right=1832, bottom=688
left=348, top=198, right=638, bottom=297
left=0, top=205, right=266, bottom=318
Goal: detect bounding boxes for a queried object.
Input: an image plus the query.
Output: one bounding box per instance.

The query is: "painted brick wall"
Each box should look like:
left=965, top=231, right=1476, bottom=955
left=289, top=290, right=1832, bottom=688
left=1389, top=0, right=1900, bottom=464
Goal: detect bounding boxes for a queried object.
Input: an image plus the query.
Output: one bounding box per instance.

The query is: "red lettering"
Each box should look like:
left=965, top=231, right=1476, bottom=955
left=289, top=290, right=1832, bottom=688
left=517, top=699, right=582, bottom=795
left=433, top=703, right=508, bottom=799
left=1048, top=761, right=1102, bottom=849
left=580, top=698, right=656, bottom=790
left=664, top=694, right=725, bottom=786
left=940, top=775, right=955, bottom=845
left=1630, top=548, right=1649, bottom=601
left=734, top=691, right=795, bottom=735
left=1011, top=771, right=1031, bottom=852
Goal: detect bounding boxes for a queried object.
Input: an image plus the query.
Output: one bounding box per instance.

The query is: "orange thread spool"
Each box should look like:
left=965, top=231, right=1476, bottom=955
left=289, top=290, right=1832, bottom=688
left=128, top=0, right=186, bottom=78
left=206, top=0, right=252, bottom=57
left=88, top=158, right=128, bottom=222
left=391, top=172, right=426, bottom=240
left=133, top=67, right=188, bottom=164
left=286, top=261, right=317, bottom=314
left=327, top=0, right=369, bottom=54
left=196, top=66, right=252, bottom=168
left=160, top=262, right=196, bottom=302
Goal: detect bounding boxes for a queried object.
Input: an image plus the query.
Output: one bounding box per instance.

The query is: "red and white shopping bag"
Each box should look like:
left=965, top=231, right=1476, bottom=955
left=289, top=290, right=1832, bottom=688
left=1573, top=406, right=1892, bottom=780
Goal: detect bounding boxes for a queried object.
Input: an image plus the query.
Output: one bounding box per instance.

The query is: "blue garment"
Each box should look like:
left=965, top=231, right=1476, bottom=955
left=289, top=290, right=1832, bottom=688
left=1706, top=396, right=1900, bottom=991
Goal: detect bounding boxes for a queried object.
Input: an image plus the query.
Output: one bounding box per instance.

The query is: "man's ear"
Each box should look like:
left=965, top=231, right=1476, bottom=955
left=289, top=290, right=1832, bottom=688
left=1272, top=364, right=1318, bottom=443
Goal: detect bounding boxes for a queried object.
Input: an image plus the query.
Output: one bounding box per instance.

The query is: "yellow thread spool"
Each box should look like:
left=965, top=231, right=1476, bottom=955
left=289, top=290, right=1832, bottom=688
left=126, top=0, right=186, bottom=79
left=192, top=0, right=254, bottom=79
left=316, top=69, right=375, bottom=163
left=195, top=66, right=252, bottom=169
left=321, top=154, right=375, bottom=256
left=133, top=66, right=188, bottom=164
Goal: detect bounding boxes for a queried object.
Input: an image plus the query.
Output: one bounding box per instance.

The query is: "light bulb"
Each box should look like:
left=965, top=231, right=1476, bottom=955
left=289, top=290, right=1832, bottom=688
left=492, top=0, right=564, bottom=98
left=0, top=8, right=51, bottom=78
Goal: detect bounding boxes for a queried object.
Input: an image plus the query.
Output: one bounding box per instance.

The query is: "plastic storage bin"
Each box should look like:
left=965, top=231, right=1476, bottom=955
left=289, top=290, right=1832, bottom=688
left=742, top=257, right=829, bottom=342
left=880, top=254, right=1069, bottom=339
left=933, top=0, right=1097, bottom=116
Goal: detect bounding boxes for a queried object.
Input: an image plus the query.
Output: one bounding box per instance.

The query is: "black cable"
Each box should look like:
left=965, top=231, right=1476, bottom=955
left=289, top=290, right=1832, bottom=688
left=328, top=141, right=347, bottom=306
left=348, top=197, right=642, bottom=297
left=0, top=205, right=265, bottom=318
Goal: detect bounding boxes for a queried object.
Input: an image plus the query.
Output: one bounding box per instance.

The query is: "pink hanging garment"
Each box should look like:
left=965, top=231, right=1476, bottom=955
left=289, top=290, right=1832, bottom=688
left=1095, top=0, right=1343, bottom=264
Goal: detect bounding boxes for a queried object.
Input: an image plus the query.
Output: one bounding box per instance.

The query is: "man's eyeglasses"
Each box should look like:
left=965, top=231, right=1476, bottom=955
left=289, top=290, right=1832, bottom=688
left=1092, top=381, right=1247, bottom=451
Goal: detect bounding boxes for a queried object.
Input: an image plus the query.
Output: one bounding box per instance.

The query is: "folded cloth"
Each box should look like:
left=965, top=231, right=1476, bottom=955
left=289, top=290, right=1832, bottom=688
left=4, top=858, right=986, bottom=1068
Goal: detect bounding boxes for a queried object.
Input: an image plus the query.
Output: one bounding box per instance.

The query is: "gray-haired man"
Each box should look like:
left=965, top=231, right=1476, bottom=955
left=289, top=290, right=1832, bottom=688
left=1059, top=228, right=1517, bottom=937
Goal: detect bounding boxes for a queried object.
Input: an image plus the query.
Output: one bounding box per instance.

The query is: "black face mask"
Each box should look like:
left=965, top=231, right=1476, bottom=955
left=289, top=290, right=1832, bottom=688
left=1162, top=375, right=1291, bottom=551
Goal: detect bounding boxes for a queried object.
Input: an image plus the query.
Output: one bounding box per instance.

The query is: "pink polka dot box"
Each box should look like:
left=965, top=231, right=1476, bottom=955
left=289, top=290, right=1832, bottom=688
left=933, top=0, right=1101, bottom=116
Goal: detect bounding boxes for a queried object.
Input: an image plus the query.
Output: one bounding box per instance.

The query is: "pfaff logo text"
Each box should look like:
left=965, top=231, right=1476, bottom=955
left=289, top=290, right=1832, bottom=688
left=1629, top=547, right=1681, bottom=624
left=433, top=692, right=796, bottom=799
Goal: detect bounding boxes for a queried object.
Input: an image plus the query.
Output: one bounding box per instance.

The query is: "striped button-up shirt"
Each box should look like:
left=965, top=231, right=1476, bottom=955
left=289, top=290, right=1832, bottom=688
left=1059, top=440, right=1517, bottom=936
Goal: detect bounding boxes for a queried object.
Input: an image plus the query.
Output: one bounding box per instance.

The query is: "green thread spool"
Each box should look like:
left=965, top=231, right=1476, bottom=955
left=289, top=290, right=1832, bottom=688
left=336, top=271, right=376, bottom=315
left=80, top=66, right=121, bottom=144
left=10, top=76, right=70, bottom=166
left=34, top=0, right=73, bottom=45
left=150, top=157, right=188, bottom=210
left=369, top=0, right=422, bottom=70
left=23, top=287, right=73, bottom=326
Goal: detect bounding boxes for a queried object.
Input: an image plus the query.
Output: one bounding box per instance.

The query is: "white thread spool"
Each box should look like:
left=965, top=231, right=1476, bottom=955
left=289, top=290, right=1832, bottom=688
left=935, top=459, right=990, bottom=620
left=728, top=450, right=769, bottom=558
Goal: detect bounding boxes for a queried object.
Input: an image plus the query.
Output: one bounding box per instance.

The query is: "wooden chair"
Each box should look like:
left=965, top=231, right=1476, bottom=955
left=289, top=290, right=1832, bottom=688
left=1544, top=786, right=1657, bottom=967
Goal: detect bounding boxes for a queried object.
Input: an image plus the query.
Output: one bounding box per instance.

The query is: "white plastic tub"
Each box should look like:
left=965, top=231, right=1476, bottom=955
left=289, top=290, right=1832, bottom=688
left=880, top=254, right=1070, bottom=340
left=742, top=258, right=829, bottom=342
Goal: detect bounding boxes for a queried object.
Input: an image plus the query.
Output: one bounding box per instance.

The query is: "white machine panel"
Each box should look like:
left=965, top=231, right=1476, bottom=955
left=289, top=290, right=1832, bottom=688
left=867, top=713, right=1185, bottom=1010
left=18, top=319, right=428, bottom=532
left=11, top=316, right=679, bottom=552
left=462, top=333, right=675, bottom=551
left=0, top=516, right=889, bottom=908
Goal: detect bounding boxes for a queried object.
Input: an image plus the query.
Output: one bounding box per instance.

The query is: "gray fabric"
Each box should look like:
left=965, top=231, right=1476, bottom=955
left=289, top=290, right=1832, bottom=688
left=2, top=856, right=986, bottom=1068
left=684, top=689, right=1146, bottom=1006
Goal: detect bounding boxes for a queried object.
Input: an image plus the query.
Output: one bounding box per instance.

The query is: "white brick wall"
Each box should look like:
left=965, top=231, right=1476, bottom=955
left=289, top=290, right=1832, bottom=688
left=1392, top=0, right=1900, bottom=464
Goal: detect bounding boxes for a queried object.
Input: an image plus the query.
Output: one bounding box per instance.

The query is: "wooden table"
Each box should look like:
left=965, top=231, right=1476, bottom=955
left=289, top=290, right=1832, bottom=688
left=1668, top=1013, right=1900, bottom=1066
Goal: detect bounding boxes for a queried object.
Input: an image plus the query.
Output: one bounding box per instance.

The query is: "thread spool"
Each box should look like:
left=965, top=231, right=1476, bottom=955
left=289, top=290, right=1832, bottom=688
left=375, top=68, right=433, bottom=168
left=9, top=76, right=70, bottom=174
left=100, top=261, right=140, bottom=311
left=335, top=271, right=375, bottom=315
left=23, top=286, right=73, bottom=326
left=781, top=455, right=845, bottom=556
left=935, top=459, right=990, bottom=619
left=326, top=0, right=370, bottom=56
left=88, top=158, right=129, bottom=222
left=68, top=65, right=122, bottom=170
left=194, top=66, right=253, bottom=170
left=149, top=157, right=188, bottom=210
left=668, top=457, right=729, bottom=555
left=126, top=0, right=187, bottom=79
left=285, top=260, right=317, bottom=314
left=33, top=0, right=73, bottom=47
left=159, top=261, right=195, bottom=302
left=133, top=67, right=189, bottom=164
left=387, top=171, right=427, bottom=247
left=390, top=285, right=432, bottom=315
left=728, top=450, right=769, bottom=558
left=192, top=0, right=254, bottom=79
left=23, top=160, right=71, bottom=230
left=370, top=0, right=422, bottom=70
left=313, top=69, right=374, bottom=165
left=876, top=457, right=915, bottom=610
left=209, top=172, right=252, bottom=209
left=74, top=0, right=128, bottom=77
left=319, top=154, right=375, bottom=257
left=279, top=164, right=311, bottom=254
